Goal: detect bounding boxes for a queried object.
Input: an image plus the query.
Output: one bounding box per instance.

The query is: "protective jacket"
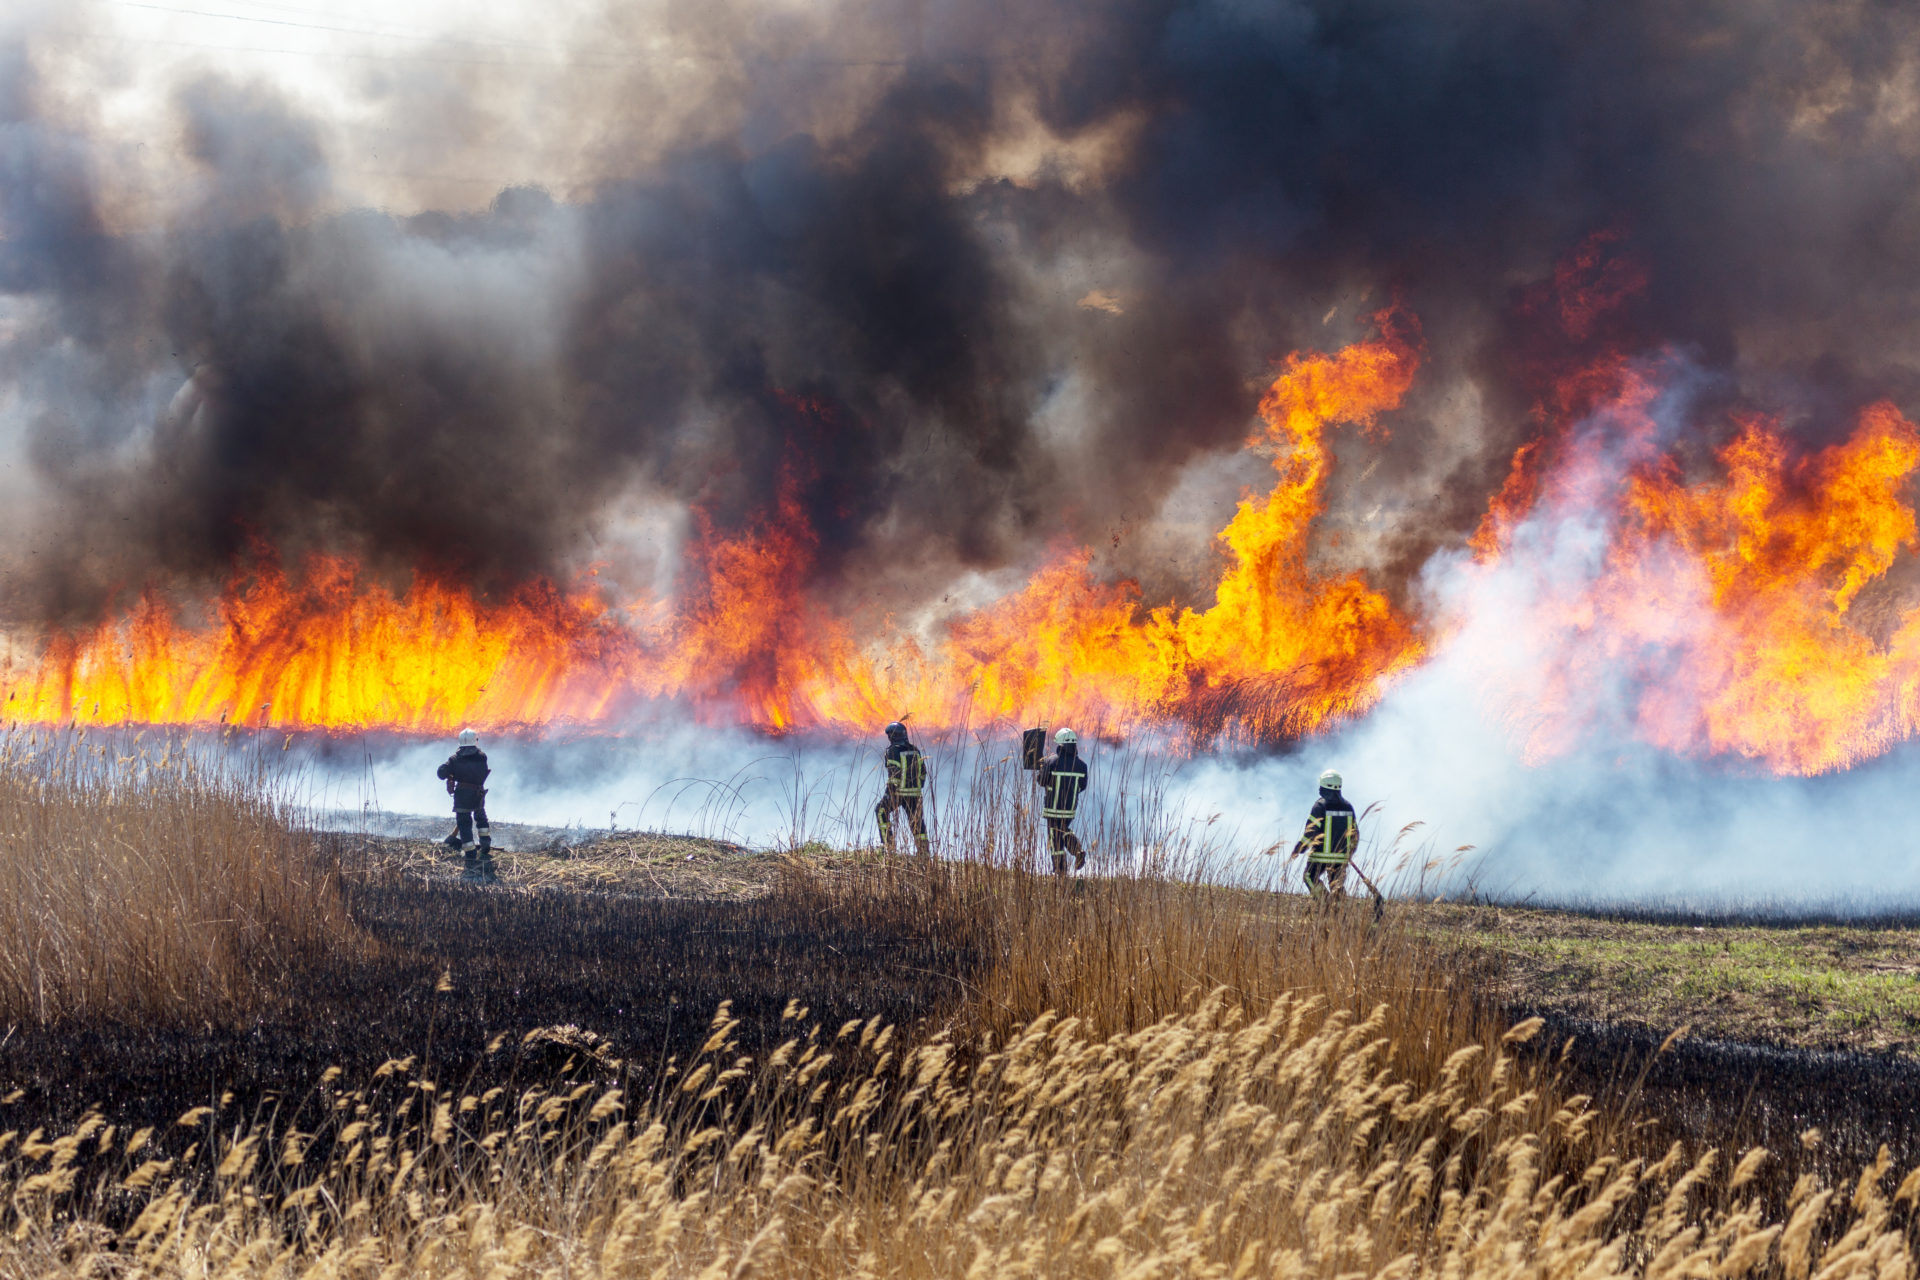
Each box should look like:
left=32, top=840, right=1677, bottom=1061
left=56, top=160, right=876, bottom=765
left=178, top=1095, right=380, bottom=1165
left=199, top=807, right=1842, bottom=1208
left=1037, top=746, right=1089, bottom=819
left=437, top=745, right=490, bottom=810
left=1295, top=790, right=1357, bottom=865
left=884, top=741, right=928, bottom=797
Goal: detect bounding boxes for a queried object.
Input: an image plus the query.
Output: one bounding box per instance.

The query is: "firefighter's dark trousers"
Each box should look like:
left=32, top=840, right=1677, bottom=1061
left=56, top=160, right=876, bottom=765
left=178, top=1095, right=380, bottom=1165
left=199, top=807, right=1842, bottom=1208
left=1046, top=815, right=1084, bottom=873
left=876, top=792, right=928, bottom=854
left=450, top=807, right=492, bottom=857
left=1304, top=860, right=1348, bottom=898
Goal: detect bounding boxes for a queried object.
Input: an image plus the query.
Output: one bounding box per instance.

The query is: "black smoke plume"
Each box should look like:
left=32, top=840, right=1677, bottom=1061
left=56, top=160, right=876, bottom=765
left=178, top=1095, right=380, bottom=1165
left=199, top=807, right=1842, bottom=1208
left=2, top=0, right=1918, bottom=628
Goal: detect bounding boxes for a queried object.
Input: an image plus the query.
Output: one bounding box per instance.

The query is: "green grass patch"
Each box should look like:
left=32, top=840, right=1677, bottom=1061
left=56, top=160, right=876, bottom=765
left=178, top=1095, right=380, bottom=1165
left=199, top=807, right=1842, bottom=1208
left=1415, top=904, right=1920, bottom=1054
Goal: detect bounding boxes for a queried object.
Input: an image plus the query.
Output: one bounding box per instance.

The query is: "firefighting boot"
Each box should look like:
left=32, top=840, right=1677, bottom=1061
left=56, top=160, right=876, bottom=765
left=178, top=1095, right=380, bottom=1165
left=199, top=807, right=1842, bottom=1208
left=1051, top=853, right=1068, bottom=876
left=443, top=831, right=462, bottom=853
left=477, top=827, right=492, bottom=858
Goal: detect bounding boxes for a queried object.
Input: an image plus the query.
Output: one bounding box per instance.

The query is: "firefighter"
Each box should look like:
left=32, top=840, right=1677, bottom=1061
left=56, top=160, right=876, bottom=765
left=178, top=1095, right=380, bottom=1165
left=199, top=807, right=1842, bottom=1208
left=1295, top=768, right=1358, bottom=899
left=875, top=721, right=930, bottom=855
left=437, top=728, right=493, bottom=868
left=1035, top=727, right=1090, bottom=875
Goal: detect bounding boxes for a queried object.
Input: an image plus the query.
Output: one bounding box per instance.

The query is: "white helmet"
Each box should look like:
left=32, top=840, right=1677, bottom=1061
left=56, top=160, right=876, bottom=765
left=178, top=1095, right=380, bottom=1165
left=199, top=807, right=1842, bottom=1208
left=1318, top=768, right=1342, bottom=790
left=1054, top=727, right=1077, bottom=745
left=458, top=728, right=479, bottom=747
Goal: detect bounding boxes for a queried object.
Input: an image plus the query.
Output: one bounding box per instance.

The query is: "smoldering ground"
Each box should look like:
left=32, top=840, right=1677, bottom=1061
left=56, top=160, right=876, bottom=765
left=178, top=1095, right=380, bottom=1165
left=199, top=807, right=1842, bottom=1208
left=4, top=0, right=1920, bottom=629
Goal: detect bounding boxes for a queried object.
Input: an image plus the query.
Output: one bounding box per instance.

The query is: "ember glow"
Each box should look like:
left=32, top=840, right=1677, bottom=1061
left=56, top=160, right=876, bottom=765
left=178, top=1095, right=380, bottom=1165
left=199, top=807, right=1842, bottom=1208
left=0, top=320, right=1423, bottom=742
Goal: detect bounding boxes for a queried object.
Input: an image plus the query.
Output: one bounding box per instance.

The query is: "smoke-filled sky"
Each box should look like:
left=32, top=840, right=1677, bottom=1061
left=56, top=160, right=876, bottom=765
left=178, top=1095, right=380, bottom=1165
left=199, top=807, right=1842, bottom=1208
left=5, top=0, right=1920, bottom=626
left=11, top=0, right=1920, bottom=905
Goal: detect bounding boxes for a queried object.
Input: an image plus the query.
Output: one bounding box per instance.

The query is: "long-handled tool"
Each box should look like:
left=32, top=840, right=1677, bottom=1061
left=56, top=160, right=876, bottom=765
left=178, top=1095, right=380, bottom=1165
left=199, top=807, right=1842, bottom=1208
left=1344, top=858, right=1387, bottom=922
left=1020, top=726, right=1048, bottom=771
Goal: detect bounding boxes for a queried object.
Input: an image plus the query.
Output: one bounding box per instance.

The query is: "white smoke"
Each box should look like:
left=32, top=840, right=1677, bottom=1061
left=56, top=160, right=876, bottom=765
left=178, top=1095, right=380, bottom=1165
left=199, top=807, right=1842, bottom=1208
left=305, top=351, right=1920, bottom=910
left=311, top=672, right=1920, bottom=910
left=1178, top=359, right=1920, bottom=911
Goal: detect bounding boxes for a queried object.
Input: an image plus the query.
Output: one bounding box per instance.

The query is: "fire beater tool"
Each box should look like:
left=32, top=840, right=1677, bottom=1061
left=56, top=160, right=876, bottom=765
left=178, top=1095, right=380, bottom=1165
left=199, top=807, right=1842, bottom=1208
left=1021, top=726, right=1048, bottom=771
left=1344, top=858, right=1387, bottom=922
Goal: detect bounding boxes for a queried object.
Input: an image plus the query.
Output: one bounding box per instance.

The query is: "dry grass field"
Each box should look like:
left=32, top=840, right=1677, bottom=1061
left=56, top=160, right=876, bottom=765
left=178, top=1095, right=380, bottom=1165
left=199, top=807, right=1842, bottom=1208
left=0, top=732, right=350, bottom=1027
left=0, top=736, right=1910, bottom=1276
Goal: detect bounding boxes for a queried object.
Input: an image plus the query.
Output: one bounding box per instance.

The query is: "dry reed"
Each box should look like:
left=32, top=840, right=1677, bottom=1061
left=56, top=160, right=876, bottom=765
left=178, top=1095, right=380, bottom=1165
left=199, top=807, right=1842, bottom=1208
left=0, top=858, right=1905, bottom=1276
left=0, top=752, right=1907, bottom=1276
left=0, top=730, right=351, bottom=1026
left=0, top=985, right=1907, bottom=1277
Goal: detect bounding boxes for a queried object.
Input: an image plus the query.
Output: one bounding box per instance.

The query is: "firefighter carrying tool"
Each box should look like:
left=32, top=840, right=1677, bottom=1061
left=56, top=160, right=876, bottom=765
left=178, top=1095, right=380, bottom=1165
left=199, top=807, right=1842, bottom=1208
left=1295, top=768, right=1357, bottom=900
left=1035, top=728, right=1090, bottom=875
left=438, top=728, right=493, bottom=874
left=875, top=721, right=930, bottom=855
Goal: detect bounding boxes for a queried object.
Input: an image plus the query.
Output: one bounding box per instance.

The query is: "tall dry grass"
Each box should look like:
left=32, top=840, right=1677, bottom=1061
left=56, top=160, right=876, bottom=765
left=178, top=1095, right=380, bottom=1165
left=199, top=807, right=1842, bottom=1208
left=0, top=750, right=1907, bottom=1276
left=0, top=857, right=1904, bottom=1277
left=806, top=851, right=1501, bottom=1093
left=0, top=730, right=352, bottom=1026
left=0, top=983, right=1907, bottom=1276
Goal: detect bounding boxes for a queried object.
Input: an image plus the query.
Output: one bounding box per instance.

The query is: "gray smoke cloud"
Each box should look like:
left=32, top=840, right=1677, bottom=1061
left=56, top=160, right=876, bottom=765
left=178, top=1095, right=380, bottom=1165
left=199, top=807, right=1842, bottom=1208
left=4, top=0, right=1920, bottom=632
left=6, top=0, right=1920, bottom=907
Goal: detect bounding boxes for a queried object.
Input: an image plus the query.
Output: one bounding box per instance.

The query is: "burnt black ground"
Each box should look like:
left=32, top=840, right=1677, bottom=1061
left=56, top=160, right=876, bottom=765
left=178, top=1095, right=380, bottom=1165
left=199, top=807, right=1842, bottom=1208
left=1527, top=1011, right=1920, bottom=1190
left=0, top=871, right=975, bottom=1138
left=5, top=854, right=1920, bottom=1208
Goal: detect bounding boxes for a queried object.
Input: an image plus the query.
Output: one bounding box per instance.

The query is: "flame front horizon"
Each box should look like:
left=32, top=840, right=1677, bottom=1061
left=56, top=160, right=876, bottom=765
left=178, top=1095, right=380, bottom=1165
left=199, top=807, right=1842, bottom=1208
left=8, top=314, right=1920, bottom=778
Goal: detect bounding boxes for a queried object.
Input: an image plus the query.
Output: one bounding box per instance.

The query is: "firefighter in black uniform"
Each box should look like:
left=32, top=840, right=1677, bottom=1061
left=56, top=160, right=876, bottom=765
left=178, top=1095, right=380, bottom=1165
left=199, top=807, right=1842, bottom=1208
left=1295, top=768, right=1358, bottom=898
left=437, top=728, right=493, bottom=868
left=875, top=721, right=930, bottom=855
left=1036, top=727, right=1089, bottom=875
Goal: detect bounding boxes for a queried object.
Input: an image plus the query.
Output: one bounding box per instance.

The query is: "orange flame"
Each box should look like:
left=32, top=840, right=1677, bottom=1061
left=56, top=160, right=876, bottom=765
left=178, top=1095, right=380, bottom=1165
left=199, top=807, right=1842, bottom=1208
left=0, top=558, right=647, bottom=732
left=0, top=319, right=1425, bottom=741
left=769, top=310, right=1426, bottom=737
left=1476, top=383, right=1920, bottom=775
left=1624, top=402, right=1920, bottom=772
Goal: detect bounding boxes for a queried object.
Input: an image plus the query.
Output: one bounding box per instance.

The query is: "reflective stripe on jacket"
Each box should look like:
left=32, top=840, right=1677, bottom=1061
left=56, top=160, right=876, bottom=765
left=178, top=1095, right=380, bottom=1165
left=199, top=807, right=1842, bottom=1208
left=1038, top=753, right=1088, bottom=818
left=1300, top=795, right=1358, bottom=865
left=886, top=745, right=928, bottom=798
